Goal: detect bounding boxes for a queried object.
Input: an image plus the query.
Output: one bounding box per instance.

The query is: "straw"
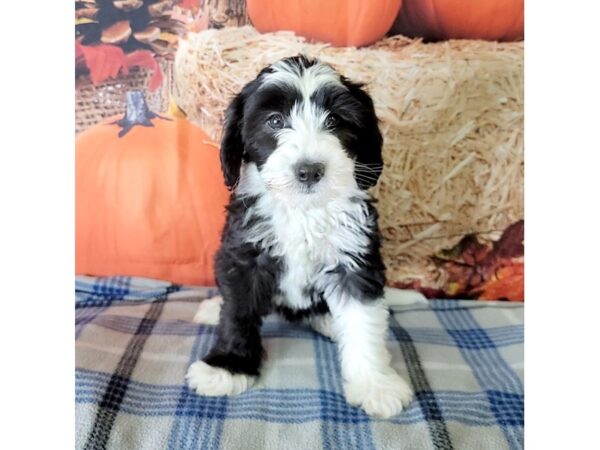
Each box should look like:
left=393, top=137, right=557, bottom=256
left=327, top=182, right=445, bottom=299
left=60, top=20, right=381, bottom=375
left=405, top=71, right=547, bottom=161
left=172, top=26, right=524, bottom=287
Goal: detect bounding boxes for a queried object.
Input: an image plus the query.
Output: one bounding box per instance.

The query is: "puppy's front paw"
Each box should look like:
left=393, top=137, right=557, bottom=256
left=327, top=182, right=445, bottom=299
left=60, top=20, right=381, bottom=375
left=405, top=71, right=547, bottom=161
left=186, top=360, right=255, bottom=396
left=308, top=314, right=336, bottom=340
left=344, top=372, right=413, bottom=419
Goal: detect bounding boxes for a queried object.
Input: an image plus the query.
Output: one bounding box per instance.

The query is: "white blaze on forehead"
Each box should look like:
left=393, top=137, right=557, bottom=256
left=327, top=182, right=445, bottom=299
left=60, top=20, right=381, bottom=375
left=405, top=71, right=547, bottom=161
left=287, top=101, right=328, bottom=135
left=275, top=101, right=336, bottom=163
left=262, top=59, right=344, bottom=99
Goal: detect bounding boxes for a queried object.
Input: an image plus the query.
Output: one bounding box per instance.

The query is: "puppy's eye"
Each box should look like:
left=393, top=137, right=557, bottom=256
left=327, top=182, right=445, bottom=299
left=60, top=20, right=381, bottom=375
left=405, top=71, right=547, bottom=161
left=324, top=114, right=339, bottom=129
left=267, top=113, right=284, bottom=130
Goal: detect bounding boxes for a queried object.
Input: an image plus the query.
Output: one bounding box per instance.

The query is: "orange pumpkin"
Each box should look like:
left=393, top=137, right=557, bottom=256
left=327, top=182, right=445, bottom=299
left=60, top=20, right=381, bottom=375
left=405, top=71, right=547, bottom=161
left=247, top=0, right=403, bottom=47
left=76, top=91, right=229, bottom=286
left=391, top=0, right=524, bottom=41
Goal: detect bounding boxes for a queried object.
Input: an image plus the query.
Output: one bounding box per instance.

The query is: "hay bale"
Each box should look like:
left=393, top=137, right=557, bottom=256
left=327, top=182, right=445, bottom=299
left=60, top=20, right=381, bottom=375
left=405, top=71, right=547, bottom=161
left=173, top=26, right=523, bottom=288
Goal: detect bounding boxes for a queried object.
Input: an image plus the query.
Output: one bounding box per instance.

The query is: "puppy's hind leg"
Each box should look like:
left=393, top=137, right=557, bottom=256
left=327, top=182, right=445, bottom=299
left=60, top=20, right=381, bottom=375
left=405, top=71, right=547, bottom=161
left=193, top=296, right=223, bottom=325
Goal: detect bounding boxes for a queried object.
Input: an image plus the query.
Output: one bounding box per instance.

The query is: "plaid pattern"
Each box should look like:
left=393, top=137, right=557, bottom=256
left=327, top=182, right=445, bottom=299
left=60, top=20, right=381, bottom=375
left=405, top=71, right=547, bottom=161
left=76, top=276, right=524, bottom=450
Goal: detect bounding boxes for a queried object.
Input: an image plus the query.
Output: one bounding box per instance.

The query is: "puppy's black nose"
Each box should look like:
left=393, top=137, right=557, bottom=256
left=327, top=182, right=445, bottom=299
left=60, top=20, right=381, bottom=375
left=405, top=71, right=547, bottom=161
left=295, top=162, right=325, bottom=186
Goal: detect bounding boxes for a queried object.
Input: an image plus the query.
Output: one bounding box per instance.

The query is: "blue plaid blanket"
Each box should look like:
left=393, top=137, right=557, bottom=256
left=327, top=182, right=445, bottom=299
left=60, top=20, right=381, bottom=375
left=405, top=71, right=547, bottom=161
left=76, top=276, right=524, bottom=450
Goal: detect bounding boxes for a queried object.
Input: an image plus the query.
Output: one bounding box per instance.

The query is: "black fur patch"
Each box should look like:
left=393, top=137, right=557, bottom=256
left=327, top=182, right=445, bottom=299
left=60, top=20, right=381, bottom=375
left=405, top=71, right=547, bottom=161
left=309, top=77, right=383, bottom=189
left=329, top=201, right=385, bottom=300
left=275, top=297, right=330, bottom=322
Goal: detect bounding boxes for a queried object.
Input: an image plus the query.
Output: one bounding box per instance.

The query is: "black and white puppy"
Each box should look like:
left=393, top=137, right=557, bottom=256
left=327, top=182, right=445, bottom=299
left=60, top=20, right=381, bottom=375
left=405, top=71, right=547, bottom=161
left=186, top=55, right=413, bottom=418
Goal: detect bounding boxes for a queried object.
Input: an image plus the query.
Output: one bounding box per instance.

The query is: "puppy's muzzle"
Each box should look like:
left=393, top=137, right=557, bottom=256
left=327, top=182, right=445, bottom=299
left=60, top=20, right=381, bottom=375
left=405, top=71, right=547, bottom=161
left=295, top=161, right=325, bottom=187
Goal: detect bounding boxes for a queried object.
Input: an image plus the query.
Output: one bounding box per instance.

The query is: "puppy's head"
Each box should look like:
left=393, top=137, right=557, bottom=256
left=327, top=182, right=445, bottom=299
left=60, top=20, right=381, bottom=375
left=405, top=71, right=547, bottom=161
left=220, top=55, right=383, bottom=204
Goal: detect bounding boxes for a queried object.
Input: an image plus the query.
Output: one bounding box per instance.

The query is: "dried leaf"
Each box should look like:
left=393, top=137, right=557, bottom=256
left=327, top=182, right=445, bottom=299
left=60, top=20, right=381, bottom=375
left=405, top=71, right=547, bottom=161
left=477, top=263, right=524, bottom=301
left=124, top=50, right=163, bottom=91
left=435, top=234, right=490, bottom=264
left=78, top=43, right=126, bottom=85
left=430, top=220, right=525, bottom=301
left=75, top=39, right=84, bottom=60
left=76, top=44, right=163, bottom=90
left=493, top=219, right=524, bottom=260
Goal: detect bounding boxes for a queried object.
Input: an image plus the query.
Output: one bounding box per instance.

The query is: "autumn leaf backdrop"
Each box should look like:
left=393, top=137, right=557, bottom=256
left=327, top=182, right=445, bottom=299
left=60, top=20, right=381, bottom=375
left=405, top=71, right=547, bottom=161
left=75, top=0, right=524, bottom=301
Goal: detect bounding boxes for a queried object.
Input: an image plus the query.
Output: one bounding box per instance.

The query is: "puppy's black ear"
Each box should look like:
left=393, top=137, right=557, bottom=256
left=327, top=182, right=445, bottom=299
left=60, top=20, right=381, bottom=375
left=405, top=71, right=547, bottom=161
left=220, top=92, right=246, bottom=190
left=343, top=79, right=384, bottom=190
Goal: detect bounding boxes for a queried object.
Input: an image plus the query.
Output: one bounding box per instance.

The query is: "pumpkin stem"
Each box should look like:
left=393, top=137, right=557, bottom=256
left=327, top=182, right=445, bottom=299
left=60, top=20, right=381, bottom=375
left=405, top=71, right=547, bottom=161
left=112, top=90, right=171, bottom=137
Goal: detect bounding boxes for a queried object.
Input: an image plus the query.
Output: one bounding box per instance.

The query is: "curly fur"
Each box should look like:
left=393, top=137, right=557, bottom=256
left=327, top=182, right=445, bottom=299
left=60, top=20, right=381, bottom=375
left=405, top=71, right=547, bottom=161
left=187, top=55, right=413, bottom=418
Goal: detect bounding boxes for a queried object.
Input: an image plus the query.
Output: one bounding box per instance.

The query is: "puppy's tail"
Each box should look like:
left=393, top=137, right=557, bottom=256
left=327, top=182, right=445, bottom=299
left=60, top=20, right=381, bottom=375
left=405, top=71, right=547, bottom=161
left=383, top=287, right=428, bottom=307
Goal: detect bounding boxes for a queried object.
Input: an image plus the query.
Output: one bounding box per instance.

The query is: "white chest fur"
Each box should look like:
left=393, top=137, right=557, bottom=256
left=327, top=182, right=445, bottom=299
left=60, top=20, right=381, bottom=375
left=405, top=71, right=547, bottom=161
left=244, top=193, right=373, bottom=310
